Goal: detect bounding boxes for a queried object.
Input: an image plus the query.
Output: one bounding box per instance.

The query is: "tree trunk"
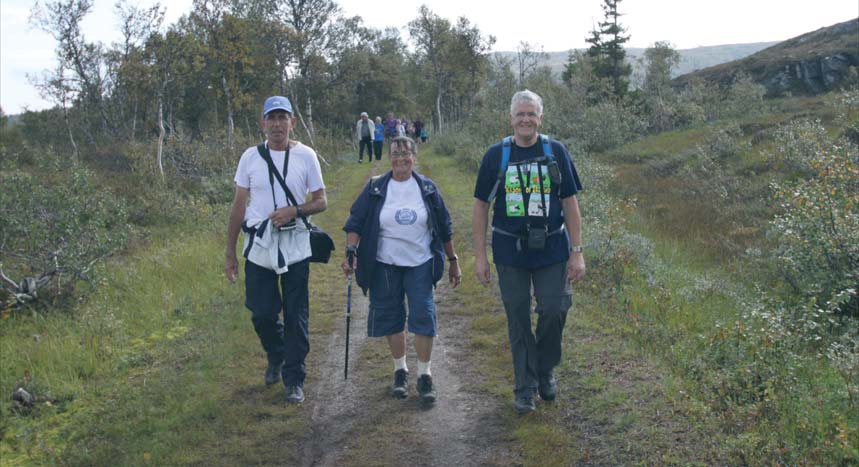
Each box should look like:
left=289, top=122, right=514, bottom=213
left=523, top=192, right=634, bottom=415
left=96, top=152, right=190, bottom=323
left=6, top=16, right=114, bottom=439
left=221, top=74, right=235, bottom=153
left=305, top=90, right=315, bottom=140
left=62, top=101, right=79, bottom=163
left=156, top=99, right=165, bottom=178
left=435, top=90, right=443, bottom=135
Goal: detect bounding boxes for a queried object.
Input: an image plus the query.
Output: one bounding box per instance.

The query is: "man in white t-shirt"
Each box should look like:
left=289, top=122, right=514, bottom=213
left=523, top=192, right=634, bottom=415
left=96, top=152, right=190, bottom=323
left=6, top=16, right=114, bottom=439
left=225, top=96, right=327, bottom=405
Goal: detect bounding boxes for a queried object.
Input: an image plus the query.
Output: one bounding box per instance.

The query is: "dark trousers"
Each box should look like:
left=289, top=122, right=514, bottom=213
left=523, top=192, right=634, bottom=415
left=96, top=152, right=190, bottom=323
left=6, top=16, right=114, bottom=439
left=496, top=262, right=572, bottom=397
left=359, top=137, right=372, bottom=160
left=244, top=259, right=310, bottom=386
left=373, top=140, right=383, bottom=160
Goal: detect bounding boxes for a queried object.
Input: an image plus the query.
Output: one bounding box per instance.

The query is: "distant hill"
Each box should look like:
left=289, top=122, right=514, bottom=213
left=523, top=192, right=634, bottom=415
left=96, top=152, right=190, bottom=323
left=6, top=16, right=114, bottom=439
left=673, top=18, right=859, bottom=96
left=494, top=42, right=778, bottom=81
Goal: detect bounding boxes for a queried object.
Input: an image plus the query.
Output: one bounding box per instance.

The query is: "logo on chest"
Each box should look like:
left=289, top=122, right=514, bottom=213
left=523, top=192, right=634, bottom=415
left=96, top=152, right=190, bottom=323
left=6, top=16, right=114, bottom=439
left=395, top=208, right=418, bottom=225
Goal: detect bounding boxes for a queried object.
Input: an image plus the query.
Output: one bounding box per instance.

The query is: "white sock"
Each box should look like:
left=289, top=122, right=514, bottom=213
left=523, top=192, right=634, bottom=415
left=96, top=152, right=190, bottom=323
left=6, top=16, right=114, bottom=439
left=394, top=356, right=408, bottom=372
left=418, top=360, right=431, bottom=376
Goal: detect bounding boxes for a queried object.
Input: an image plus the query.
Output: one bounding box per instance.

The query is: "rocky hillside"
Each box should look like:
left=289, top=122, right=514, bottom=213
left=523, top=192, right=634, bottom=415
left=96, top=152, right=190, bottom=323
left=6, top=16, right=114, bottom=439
left=673, top=18, right=859, bottom=96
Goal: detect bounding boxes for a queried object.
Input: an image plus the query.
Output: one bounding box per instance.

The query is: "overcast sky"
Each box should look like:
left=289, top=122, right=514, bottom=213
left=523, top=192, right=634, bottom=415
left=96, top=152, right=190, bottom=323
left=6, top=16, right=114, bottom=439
left=2, top=0, right=856, bottom=114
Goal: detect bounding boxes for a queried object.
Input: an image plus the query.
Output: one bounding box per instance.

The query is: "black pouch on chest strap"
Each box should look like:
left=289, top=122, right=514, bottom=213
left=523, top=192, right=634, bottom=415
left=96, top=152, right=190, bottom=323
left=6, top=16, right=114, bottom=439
left=526, top=224, right=547, bottom=250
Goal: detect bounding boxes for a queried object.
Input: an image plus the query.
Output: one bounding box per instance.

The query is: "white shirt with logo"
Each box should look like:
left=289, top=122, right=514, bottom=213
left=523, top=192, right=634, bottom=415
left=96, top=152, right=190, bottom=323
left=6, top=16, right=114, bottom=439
left=376, top=178, right=432, bottom=267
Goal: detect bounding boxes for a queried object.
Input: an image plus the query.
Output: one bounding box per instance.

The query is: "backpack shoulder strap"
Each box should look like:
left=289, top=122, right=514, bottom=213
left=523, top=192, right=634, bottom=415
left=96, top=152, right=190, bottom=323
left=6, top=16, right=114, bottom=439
left=539, top=134, right=554, bottom=161
left=487, top=136, right=513, bottom=203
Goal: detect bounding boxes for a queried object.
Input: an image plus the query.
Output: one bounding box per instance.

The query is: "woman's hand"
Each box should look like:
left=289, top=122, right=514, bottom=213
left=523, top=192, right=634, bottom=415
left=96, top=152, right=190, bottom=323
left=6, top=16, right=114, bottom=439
left=342, top=245, right=358, bottom=278
left=341, top=257, right=358, bottom=277
left=448, top=260, right=462, bottom=288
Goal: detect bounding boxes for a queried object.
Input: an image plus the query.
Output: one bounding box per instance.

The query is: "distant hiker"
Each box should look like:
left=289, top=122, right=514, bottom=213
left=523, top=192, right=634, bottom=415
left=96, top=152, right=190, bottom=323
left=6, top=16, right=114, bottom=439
left=225, top=95, right=328, bottom=405
left=471, top=90, right=585, bottom=414
left=412, top=118, right=424, bottom=144
left=396, top=119, right=406, bottom=137
left=420, top=126, right=428, bottom=143
left=373, top=116, right=385, bottom=161
left=384, top=112, right=398, bottom=144
left=356, top=111, right=373, bottom=163
left=342, top=136, right=462, bottom=403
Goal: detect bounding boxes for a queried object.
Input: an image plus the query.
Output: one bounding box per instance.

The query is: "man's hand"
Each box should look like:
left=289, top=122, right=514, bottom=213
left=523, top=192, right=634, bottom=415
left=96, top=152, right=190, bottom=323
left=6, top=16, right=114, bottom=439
left=567, top=253, right=586, bottom=283
left=268, top=206, right=297, bottom=229
left=474, top=257, right=492, bottom=286
left=225, top=254, right=239, bottom=283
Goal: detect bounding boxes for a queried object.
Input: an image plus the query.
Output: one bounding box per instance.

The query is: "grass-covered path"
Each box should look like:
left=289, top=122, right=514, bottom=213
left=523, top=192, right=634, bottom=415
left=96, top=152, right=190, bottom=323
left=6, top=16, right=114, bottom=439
left=1, top=147, right=725, bottom=466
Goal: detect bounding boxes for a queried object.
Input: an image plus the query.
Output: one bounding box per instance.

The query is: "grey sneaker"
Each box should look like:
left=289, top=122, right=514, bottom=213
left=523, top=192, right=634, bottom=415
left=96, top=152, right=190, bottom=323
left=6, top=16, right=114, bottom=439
left=285, top=385, right=305, bottom=404
left=391, top=369, right=408, bottom=398
left=265, top=362, right=283, bottom=386
left=538, top=375, right=557, bottom=401
left=514, top=393, right=536, bottom=414
left=416, top=374, right=437, bottom=403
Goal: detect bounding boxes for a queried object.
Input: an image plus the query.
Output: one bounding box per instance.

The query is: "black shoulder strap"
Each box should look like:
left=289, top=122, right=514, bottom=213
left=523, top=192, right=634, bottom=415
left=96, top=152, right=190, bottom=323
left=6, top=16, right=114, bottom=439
left=257, top=143, right=312, bottom=229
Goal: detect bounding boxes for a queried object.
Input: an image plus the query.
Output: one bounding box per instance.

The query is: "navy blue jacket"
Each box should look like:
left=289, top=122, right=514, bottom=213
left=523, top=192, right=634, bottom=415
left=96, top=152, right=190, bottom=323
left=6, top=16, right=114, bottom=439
left=343, top=171, right=453, bottom=295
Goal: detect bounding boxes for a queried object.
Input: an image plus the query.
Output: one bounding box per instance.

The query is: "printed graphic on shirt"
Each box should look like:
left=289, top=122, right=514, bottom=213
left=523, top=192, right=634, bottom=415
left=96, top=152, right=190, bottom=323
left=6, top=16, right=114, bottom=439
left=395, top=208, right=418, bottom=225
left=505, top=162, right=551, bottom=218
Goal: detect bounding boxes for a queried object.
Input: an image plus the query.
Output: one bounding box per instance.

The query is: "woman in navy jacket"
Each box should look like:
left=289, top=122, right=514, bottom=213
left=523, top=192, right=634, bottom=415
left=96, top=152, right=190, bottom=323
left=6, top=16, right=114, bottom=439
left=342, top=136, right=461, bottom=403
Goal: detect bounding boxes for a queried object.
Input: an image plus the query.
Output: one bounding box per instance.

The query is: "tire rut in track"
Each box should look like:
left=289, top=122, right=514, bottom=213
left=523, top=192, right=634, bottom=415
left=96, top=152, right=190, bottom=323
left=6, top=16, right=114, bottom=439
left=299, top=289, right=373, bottom=467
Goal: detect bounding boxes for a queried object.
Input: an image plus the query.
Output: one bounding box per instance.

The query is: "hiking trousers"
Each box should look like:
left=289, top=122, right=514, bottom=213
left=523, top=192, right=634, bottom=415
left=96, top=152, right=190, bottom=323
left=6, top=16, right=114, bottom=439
left=359, top=137, right=372, bottom=161
left=244, top=259, right=310, bottom=387
left=496, top=261, right=572, bottom=397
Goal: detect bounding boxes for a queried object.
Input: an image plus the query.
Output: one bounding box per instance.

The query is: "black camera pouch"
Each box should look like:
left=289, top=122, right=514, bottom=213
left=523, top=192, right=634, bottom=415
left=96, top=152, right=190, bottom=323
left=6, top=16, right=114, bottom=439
left=526, top=225, right=547, bottom=250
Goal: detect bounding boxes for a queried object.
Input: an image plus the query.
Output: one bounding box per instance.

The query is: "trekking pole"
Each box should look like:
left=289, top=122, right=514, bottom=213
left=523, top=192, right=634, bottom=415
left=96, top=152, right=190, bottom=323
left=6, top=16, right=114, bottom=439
left=344, top=274, right=352, bottom=380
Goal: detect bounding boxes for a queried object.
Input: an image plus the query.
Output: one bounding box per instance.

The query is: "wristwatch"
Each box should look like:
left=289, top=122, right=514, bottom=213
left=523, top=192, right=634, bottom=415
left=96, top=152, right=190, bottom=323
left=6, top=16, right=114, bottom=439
left=447, top=254, right=459, bottom=262
left=295, top=205, right=303, bottom=217
left=570, top=245, right=583, bottom=253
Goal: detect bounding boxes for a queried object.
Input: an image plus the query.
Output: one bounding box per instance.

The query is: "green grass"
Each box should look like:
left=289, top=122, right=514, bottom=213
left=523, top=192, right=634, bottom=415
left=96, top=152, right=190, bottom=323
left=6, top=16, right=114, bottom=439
left=3, top=107, right=856, bottom=466
left=0, top=160, right=376, bottom=466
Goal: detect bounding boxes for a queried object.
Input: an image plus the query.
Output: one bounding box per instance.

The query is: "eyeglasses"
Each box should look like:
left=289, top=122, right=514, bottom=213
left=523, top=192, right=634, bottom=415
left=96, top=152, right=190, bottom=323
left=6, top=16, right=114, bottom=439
left=390, top=152, right=413, bottom=158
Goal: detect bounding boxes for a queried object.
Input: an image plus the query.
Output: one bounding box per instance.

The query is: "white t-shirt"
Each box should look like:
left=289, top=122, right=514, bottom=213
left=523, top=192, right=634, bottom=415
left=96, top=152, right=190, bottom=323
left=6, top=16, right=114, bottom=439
left=234, top=141, right=325, bottom=224
left=376, top=178, right=433, bottom=267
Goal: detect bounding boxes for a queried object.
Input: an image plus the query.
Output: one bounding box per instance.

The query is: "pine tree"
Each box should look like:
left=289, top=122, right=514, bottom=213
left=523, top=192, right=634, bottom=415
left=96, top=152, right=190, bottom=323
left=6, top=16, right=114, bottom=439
left=585, top=0, right=632, bottom=97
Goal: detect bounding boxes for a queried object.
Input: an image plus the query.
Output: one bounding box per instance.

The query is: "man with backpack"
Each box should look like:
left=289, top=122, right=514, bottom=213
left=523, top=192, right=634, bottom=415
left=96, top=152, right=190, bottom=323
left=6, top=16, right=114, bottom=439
left=225, top=96, right=328, bottom=405
left=471, top=90, right=585, bottom=414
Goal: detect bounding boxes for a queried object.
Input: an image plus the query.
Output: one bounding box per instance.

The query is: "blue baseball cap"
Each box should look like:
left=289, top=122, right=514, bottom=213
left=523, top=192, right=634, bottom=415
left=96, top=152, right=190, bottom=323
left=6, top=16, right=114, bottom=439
left=262, top=96, right=293, bottom=116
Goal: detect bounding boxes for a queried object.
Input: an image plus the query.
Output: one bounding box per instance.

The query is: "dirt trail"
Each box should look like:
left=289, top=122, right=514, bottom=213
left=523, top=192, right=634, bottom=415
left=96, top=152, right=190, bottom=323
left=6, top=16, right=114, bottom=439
left=297, top=280, right=518, bottom=467
left=299, top=288, right=373, bottom=466
left=403, top=285, right=518, bottom=466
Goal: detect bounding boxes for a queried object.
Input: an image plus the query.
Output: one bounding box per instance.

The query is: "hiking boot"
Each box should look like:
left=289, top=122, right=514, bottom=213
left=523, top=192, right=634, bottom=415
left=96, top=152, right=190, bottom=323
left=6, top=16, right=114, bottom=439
left=285, top=385, right=305, bottom=404
left=514, top=393, right=536, bottom=414
left=391, top=369, right=408, bottom=398
left=265, top=362, right=283, bottom=386
left=538, top=375, right=558, bottom=401
left=416, top=374, right=437, bottom=403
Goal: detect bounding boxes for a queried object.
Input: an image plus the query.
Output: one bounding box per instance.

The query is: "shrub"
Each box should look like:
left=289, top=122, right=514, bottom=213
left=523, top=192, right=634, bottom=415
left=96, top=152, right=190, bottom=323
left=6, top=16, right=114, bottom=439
left=432, top=130, right=487, bottom=168
left=721, top=72, right=767, bottom=119
left=767, top=123, right=859, bottom=315
left=768, top=119, right=833, bottom=176
left=572, top=99, right=647, bottom=152
left=577, top=154, right=656, bottom=297
left=0, top=159, right=130, bottom=308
